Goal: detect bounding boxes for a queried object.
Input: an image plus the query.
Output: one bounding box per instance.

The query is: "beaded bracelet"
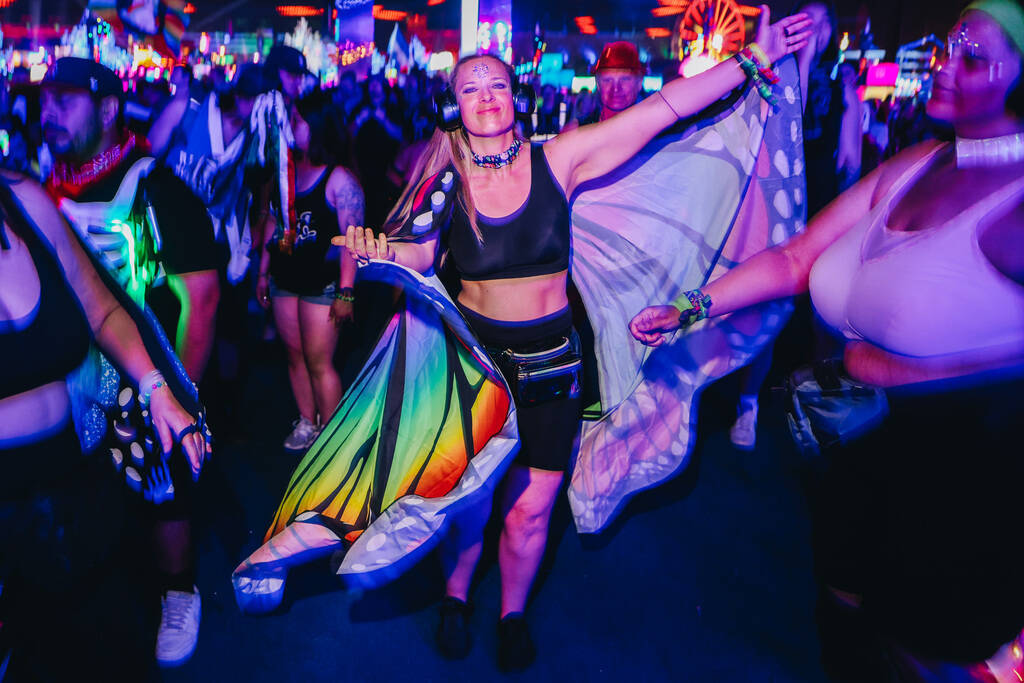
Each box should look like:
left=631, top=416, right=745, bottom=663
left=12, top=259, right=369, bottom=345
left=735, top=49, right=779, bottom=108
left=139, top=369, right=167, bottom=407
left=670, top=288, right=713, bottom=328
left=737, top=48, right=776, bottom=82
left=334, top=287, right=355, bottom=303
left=745, top=43, right=773, bottom=72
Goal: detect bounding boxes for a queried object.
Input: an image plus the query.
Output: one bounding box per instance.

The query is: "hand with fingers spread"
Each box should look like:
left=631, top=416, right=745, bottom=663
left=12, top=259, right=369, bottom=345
left=145, top=459, right=176, bottom=505
left=629, top=305, right=684, bottom=347
left=149, top=385, right=211, bottom=481
left=333, top=225, right=395, bottom=264
left=755, top=5, right=814, bottom=64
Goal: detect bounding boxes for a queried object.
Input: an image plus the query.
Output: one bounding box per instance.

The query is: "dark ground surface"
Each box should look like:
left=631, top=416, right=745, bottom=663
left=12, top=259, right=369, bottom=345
left=145, top=307, right=830, bottom=683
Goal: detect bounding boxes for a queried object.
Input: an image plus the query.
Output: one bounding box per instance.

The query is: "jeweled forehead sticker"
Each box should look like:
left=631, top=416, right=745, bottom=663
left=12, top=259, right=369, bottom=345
left=472, top=61, right=490, bottom=80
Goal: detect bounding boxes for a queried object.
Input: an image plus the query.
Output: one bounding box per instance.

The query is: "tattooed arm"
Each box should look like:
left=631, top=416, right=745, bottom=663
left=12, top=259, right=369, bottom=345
left=326, top=167, right=364, bottom=324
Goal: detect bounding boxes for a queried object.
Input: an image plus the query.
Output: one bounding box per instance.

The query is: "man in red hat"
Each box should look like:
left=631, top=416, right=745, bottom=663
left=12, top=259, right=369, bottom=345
left=564, top=40, right=645, bottom=131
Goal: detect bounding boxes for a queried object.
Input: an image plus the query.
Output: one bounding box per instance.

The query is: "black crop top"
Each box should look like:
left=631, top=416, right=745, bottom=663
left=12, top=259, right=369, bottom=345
left=447, top=144, right=571, bottom=281
left=0, top=193, right=92, bottom=400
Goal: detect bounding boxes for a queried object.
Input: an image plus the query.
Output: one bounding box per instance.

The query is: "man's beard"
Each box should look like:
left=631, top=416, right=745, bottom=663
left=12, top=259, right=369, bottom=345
left=44, top=115, right=104, bottom=163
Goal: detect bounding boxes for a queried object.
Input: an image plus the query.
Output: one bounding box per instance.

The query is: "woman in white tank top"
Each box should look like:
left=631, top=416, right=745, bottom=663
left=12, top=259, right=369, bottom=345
left=632, top=3, right=1024, bottom=680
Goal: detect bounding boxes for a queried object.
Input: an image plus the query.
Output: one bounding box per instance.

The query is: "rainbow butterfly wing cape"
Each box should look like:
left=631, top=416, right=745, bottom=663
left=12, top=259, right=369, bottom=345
left=265, top=262, right=518, bottom=588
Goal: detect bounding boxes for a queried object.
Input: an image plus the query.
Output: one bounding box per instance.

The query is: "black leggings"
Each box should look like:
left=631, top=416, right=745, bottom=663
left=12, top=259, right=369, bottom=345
left=811, top=376, right=1024, bottom=662
left=457, top=303, right=582, bottom=472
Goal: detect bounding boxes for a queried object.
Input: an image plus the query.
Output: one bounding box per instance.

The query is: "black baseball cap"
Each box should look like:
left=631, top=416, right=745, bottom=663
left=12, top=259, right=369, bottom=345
left=42, top=57, right=123, bottom=98
left=233, top=63, right=268, bottom=97
left=265, top=44, right=311, bottom=76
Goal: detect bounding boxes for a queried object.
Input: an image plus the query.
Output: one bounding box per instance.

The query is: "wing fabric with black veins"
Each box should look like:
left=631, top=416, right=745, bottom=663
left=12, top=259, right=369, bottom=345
left=389, top=164, right=459, bottom=249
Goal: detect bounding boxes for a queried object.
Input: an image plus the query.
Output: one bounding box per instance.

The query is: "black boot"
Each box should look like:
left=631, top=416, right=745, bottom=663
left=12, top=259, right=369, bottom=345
left=497, top=612, right=536, bottom=672
left=436, top=596, right=472, bottom=659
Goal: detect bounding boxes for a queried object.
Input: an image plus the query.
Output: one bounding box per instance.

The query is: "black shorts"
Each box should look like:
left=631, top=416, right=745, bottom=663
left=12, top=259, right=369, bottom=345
left=458, top=303, right=582, bottom=472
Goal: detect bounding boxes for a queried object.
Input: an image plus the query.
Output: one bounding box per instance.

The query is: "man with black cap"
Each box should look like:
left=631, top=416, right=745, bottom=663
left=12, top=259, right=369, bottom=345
left=264, top=43, right=313, bottom=105
left=41, top=56, right=222, bottom=668
left=563, top=41, right=646, bottom=131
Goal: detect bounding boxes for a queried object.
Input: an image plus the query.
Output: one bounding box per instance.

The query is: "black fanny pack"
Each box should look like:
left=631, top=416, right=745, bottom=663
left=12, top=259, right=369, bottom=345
left=487, top=329, right=583, bottom=407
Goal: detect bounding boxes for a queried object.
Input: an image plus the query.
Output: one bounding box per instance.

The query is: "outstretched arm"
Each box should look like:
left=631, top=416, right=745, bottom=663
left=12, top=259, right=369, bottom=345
left=544, top=6, right=812, bottom=195
left=628, top=140, right=944, bottom=346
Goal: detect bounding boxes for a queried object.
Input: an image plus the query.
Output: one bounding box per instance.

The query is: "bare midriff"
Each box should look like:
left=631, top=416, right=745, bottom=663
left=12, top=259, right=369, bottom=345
left=457, top=270, right=569, bottom=321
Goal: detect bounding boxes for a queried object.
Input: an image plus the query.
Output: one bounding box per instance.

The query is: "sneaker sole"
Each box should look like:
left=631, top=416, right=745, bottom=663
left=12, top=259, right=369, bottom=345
left=156, top=624, right=200, bottom=669
left=156, top=641, right=199, bottom=669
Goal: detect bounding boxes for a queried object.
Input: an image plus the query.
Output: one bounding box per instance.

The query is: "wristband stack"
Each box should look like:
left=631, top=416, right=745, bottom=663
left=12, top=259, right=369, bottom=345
left=735, top=43, right=779, bottom=108
left=670, top=289, right=713, bottom=328
left=334, top=287, right=355, bottom=303
left=139, top=369, right=167, bottom=407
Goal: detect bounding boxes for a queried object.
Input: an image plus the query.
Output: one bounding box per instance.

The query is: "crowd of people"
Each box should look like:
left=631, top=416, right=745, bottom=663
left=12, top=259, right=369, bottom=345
left=1, top=0, right=1023, bottom=680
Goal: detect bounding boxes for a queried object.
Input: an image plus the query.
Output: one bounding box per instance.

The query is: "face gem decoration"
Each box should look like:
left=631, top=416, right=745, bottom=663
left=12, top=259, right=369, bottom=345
left=472, top=61, right=490, bottom=80
left=945, top=25, right=1005, bottom=83
left=946, top=26, right=983, bottom=61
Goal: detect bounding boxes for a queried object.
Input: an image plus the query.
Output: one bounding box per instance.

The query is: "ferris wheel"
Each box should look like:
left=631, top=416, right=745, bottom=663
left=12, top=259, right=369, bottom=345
left=674, top=0, right=759, bottom=67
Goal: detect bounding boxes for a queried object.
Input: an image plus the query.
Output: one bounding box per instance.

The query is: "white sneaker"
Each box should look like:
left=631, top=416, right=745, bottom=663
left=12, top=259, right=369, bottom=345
left=283, top=416, right=318, bottom=451
left=156, top=586, right=201, bottom=668
left=730, top=407, right=758, bottom=450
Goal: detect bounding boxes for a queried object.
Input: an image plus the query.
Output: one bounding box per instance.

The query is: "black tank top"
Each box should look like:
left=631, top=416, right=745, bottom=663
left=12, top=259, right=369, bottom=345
left=447, top=144, right=571, bottom=282
left=268, top=168, right=341, bottom=295
left=0, top=191, right=92, bottom=399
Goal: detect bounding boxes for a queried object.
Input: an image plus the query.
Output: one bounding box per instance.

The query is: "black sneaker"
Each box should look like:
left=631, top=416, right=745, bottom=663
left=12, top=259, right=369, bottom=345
left=497, top=613, right=536, bottom=672
left=436, top=596, right=472, bottom=659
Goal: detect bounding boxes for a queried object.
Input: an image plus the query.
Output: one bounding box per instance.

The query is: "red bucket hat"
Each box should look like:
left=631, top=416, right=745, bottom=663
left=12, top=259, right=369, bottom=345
left=593, top=41, right=645, bottom=74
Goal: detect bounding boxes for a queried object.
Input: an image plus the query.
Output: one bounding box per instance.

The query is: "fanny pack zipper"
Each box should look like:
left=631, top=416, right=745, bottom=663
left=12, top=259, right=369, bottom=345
left=506, top=338, right=570, bottom=363
left=518, top=358, right=582, bottom=381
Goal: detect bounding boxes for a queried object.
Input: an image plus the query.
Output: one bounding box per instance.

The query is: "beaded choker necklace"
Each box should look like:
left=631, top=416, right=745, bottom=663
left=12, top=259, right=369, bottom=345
left=955, top=132, right=1024, bottom=168
left=471, top=138, right=522, bottom=169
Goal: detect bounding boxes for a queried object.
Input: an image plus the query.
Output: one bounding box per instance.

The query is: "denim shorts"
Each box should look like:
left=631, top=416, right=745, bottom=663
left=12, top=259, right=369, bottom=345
left=269, top=278, right=336, bottom=306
